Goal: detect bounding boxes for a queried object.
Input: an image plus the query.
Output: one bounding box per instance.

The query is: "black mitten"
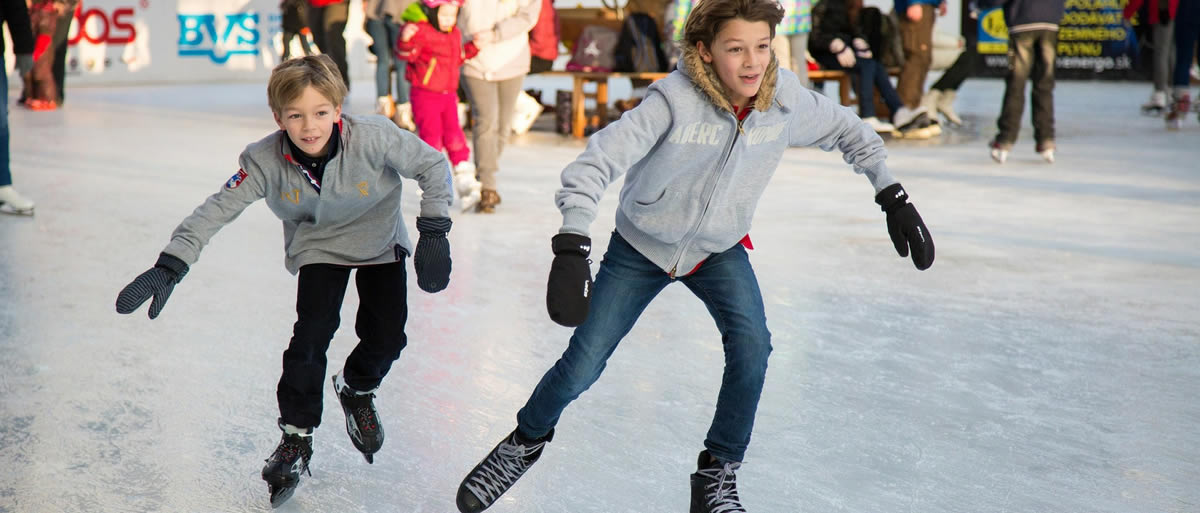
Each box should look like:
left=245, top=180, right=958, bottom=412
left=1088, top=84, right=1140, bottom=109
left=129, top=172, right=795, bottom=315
left=546, top=233, right=593, bottom=327
left=875, top=183, right=935, bottom=270
left=414, top=216, right=452, bottom=293
left=115, top=253, right=189, bottom=319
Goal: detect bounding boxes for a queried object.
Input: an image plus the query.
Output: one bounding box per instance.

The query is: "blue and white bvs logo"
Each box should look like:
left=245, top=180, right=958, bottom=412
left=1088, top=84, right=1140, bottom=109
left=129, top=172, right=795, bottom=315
left=177, top=12, right=260, bottom=64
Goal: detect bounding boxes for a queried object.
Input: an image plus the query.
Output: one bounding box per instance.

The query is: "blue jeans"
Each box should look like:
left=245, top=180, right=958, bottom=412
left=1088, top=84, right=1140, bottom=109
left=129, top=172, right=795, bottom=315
left=1, top=54, right=11, bottom=187
left=1173, top=1, right=1200, bottom=89
left=366, top=16, right=409, bottom=104
left=517, top=232, right=773, bottom=463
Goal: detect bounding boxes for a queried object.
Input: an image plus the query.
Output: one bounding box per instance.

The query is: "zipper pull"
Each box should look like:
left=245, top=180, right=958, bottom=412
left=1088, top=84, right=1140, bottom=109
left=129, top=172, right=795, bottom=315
left=669, top=266, right=677, bottom=279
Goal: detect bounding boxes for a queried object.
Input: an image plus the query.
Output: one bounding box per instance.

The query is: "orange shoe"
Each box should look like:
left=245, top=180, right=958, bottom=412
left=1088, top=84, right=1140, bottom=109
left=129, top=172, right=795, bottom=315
left=27, top=99, right=58, bottom=111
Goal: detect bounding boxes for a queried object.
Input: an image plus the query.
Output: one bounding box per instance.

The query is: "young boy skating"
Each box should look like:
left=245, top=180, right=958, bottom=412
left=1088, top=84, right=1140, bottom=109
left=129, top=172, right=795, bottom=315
left=114, top=55, right=455, bottom=507
left=454, top=0, right=935, bottom=512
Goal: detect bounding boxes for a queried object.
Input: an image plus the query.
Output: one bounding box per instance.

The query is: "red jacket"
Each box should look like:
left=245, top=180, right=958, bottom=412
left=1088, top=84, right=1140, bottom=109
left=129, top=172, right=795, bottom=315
left=529, top=0, right=559, bottom=61
left=1123, top=0, right=1178, bottom=24
left=308, top=0, right=345, bottom=8
left=395, top=22, right=479, bottom=94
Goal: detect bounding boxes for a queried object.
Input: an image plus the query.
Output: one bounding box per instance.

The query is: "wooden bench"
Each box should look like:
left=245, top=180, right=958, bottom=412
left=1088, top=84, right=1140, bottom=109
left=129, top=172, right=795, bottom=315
left=539, top=70, right=670, bottom=139
left=808, top=67, right=902, bottom=107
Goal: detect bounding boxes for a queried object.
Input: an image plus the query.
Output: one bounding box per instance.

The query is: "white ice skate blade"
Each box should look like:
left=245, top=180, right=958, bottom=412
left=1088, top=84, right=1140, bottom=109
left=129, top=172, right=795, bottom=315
left=0, top=205, right=34, bottom=216
left=990, top=149, right=1009, bottom=164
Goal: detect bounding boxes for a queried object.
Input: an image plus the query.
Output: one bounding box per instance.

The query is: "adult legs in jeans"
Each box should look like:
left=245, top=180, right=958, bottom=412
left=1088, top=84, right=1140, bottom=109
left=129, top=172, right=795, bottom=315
left=0, top=61, right=10, bottom=187
left=851, top=58, right=903, bottom=119
left=308, top=1, right=351, bottom=90
left=366, top=17, right=407, bottom=103
left=517, top=233, right=772, bottom=463
left=1029, top=30, right=1057, bottom=148
left=1172, top=4, right=1200, bottom=90
left=464, top=75, right=524, bottom=191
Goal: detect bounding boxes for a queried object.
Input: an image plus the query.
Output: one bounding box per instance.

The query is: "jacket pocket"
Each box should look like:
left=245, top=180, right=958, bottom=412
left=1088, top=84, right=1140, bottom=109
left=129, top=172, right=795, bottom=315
left=621, top=188, right=696, bottom=244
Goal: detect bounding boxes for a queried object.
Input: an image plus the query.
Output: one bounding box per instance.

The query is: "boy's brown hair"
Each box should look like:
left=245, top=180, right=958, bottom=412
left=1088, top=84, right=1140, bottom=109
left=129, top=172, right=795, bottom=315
left=683, top=0, right=786, bottom=49
left=267, top=55, right=347, bottom=114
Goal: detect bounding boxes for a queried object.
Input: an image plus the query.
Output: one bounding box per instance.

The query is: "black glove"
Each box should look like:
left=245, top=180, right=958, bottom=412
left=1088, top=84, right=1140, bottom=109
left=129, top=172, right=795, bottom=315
left=875, top=183, right=935, bottom=270
left=115, top=253, right=190, bottom=319
left=414, top=216, right=452, bottom=293
left=546, top=233, right=593, bottom=327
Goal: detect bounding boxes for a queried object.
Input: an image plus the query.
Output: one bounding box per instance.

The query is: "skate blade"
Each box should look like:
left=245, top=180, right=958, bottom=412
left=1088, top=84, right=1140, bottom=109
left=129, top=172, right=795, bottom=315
left=268, top=482, right=298, bottom=508
left=362, top=452, right=374, bottom=464
left=0, top=206, right=34, bottom=216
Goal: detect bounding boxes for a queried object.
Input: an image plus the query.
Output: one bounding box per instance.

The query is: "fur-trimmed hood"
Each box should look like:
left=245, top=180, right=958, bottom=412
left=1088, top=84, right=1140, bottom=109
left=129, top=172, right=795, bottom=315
left=677, top=43, right=780, bottom=115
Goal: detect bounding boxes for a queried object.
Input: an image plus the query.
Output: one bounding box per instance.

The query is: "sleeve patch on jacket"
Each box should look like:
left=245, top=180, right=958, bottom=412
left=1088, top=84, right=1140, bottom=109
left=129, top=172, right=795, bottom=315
left=226, top=169, right=248, bottom=189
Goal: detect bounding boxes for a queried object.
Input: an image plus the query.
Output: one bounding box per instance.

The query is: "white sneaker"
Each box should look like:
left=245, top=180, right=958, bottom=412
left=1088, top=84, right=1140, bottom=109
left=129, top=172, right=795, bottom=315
left=393, top=102, right=416, bottom=132
left=861, top=116, right=895, bottom=133
left=375, top=95, right=396, bottom=118
left=0, top=185, right=34, bottom=215
left=453, top=161, right=482, bottom=212
left=511, top=90, right=544, bottom=135
left=1039, top=149, right=1055, bottom=163
left=935, top=90, right=963, bottom=126
left=891, top=105, right=929, bottom=132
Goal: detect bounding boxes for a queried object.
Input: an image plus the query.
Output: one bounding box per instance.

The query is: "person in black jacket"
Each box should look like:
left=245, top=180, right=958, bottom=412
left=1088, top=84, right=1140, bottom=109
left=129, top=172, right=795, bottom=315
left=0, top=0, right=37, bottom=215
left=810, top=0, right=929, bottom=136
left=982, top=0, right=1065, bottom=164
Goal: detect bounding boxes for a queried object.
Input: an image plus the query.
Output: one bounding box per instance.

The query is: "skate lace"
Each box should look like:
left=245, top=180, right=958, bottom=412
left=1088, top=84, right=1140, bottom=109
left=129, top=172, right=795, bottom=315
left=267, top=438, right=311, bottom=475
left=353, top=404, right=378, bottom=432
left=345, top=392, right=378, bottom=432
left=698, top=462, right=746, bottom=513
left=464, top=438, right=546, bottom=504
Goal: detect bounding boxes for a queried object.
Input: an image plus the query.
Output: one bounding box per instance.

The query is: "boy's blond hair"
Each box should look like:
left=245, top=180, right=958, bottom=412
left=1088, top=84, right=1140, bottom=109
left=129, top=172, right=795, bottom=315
left=683, top=0, right=785, bottom=49
left=267, top=55, right=347, bottom=114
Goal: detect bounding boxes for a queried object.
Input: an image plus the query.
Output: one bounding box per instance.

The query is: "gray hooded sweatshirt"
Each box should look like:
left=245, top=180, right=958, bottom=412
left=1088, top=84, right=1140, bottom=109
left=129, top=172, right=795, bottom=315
left=163, top=114, right=453, bottom=274
left=556, top=46, right=897, bottom=277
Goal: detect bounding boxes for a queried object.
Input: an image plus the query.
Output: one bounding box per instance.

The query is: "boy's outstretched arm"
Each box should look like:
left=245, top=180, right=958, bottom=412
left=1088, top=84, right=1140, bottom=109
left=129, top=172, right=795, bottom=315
left=789, top=88, right=935, bottom=270
left=117, top=155, right=268, bottom=318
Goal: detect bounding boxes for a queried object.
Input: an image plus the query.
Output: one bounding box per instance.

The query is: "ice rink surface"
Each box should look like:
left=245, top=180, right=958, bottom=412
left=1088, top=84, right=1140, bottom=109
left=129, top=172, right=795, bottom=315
left=1, top=77, right=1198, bottom=512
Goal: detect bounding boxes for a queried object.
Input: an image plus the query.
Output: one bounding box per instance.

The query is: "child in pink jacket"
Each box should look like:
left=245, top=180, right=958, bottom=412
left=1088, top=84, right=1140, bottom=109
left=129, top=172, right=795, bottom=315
left=396, top=0, right=482, bottom=211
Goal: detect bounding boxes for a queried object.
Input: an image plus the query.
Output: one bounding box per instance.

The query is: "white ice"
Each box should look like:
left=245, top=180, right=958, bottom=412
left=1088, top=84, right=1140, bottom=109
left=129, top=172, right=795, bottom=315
left=1, top=77, right=1198, bottom=513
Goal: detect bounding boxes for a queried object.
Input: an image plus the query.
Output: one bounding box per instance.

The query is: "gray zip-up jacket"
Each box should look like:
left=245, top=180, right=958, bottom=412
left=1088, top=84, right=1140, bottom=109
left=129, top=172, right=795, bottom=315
left=163, top=114, right=453, bottom=274
left=556, top=45, right=896, bottom=277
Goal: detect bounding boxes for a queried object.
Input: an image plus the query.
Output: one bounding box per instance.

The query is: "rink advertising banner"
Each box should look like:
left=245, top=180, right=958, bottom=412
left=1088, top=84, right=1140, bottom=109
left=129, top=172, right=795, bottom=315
left=4, top=0, right=374, bottom=86
left=970, top=0, right=1140, bottom=80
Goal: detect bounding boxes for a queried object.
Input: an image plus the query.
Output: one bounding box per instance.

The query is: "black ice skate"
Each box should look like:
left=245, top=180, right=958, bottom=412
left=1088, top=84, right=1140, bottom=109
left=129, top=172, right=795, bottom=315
left=332, top=373, right=383, bottom=463
left=456, top=428, right=554, bottom=513
left=261, top=426, right=313, bottom=508
left=690, top=450, right=748, bottom=513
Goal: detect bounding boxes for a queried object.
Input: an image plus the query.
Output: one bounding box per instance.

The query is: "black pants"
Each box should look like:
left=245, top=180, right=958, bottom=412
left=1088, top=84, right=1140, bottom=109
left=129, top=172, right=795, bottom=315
left=931, top=37, right=977, bottom=92
left=277, top=260, right=408, bottom=429
left=307, top=0, right=351, bottom=90
left=51, top=8, right=73, bottom=104
left=995, top=30, right=1057, bottom=147
left=530, top=57, right=554, bottom=74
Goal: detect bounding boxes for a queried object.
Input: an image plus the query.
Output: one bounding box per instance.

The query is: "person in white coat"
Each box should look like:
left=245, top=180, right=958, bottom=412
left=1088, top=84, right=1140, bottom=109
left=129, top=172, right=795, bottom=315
left=458, top=0, right=541, bottom=213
